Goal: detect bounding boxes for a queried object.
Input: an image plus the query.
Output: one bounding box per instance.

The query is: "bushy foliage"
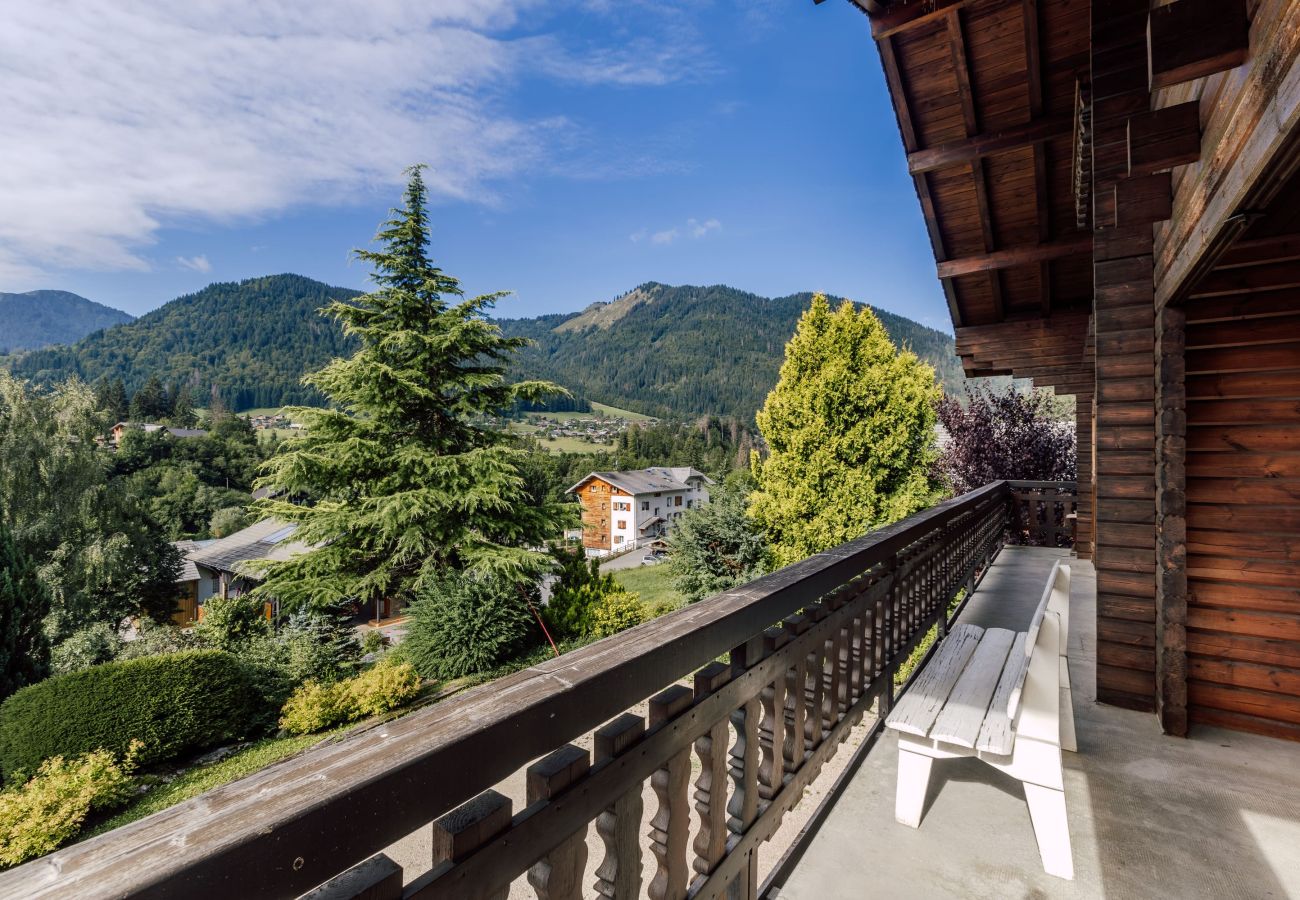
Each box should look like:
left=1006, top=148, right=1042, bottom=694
left=0, top=522, right=49, bottom=700
left=209, top=506, right=249, bottom=538
left=936, top=384, right=1077, bottom=495
left=115, top=622, right=201, bottom=662
left=750, top=295, right=942, bottom=567
left=0, top=650, right=259, bottom=778
left=0, top=741, right=141, bottom=868
left=278, top=659, right=421, bottom=736
left=669, top=474, right=769, bottom=603
left=588, top=588, right=646, bottom=638
left=0, top=374, right=182, bottom=639
left=543, top=550, right=618, bottom=639
left=193, top=594, right=269, bottom=651
left=403, top=573, right=539, bottom=680
left=253, top=168, right=568, bottom=610
left=49, top=623, right=122, bottom=675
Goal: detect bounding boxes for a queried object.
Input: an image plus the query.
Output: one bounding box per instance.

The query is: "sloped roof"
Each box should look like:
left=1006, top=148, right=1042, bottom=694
left=567, top=467, right=713, bottom=496
left=172, top=538, right=217, bottom=582
left=189, top=518, right=313, bottom=580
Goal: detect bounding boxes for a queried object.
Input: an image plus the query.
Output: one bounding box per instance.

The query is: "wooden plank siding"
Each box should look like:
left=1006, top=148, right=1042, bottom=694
left=1090, top=0, right=1159, bottom=713
left=1181, top=239, right=1300, bottom=742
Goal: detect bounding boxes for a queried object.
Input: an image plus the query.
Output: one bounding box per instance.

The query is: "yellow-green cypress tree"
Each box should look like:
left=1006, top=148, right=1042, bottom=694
left=749, top=294, right=941, bottom=567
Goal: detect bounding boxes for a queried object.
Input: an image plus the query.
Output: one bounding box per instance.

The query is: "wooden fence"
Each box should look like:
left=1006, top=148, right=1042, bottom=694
left=0, top=481, right=1073, bottom=900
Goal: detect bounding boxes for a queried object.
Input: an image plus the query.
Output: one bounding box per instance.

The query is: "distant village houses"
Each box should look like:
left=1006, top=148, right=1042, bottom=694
left=567, top=467, right=712, bottom=557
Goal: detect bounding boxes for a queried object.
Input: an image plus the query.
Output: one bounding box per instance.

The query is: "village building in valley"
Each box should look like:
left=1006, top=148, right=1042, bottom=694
left=567, top=467, right=712, bottom=555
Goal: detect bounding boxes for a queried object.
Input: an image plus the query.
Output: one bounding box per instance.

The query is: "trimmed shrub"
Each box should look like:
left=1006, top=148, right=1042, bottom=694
left=0, top=650, right=260, bottom=779
left=589, top=588, right=647, bottom=638
left=404, top=574, right=539, bottom=680
left=0, top=742, right=141, bottom=868
left=278, top=659, right=421, bottom=736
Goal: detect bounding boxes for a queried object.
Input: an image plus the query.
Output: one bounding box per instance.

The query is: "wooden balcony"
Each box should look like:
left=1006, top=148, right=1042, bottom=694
left=0, top=481, right=1116, bottom=899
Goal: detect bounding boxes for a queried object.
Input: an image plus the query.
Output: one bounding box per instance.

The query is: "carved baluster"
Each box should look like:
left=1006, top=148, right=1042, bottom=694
left=527, top=745, right=590, bottom=900
left=829, top=609, right=847, bottom=727
left=757, top=626, right=788, bottom=806
left=649, top=685, right=693, bottom=900
left=802, top=603, right=826, bottom=751
left=728, top=640, right=763, bottom=837
left=430, top=790, right=513, bottom=900
left=692, top=662, right=732, bottom=879
left=594, top=713, right=645, bottom=900
left=782, top=614, right=809, bottom=773
left=302, top=854, right=401, bottom=900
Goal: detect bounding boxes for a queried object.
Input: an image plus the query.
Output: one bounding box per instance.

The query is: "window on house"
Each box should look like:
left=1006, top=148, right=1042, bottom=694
left=674, top=496, right=682, bottom=507
left=687, top=500, right=693, bottom=509
left=641, top=501, right=649, bottom=511
left=210, top=575, right=220, bottom=595
left=617, top=520, right=627, bottom=529
left=614, top=535, right=624, bottom=544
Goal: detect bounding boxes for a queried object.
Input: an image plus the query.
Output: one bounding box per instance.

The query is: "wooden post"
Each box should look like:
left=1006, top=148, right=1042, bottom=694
left=430, top=791, right=513, bottom=900
left=527, top=744, right=591, bottom=900
left=594, top=714, right=645, bottom=900
left=648, top=685, right=693, bottom=900
left=301, top=854, right=402, bottom=900
left=692, top=662, right=732, bottom=879
left=1155, top=304, right=1189, bottom=736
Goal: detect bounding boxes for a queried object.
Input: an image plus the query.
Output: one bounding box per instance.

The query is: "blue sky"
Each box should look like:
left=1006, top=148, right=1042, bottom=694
left=0, top=1, right=949, bottom=331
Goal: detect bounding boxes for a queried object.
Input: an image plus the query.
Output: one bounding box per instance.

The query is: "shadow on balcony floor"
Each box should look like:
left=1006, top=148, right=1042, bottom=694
left=774, top=547, right=1300, bottom=900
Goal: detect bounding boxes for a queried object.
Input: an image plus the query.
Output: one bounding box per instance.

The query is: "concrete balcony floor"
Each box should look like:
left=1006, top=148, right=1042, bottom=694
left=775, top=547, right=1300, bottom=900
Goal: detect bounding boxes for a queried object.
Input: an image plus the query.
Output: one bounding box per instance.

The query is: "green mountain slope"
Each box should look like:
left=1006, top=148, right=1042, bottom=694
left=0, top=290, right=133, bottom=353
left=498, top=283, right=965, bottom=421
left=7, top=275, right=361, bottom=410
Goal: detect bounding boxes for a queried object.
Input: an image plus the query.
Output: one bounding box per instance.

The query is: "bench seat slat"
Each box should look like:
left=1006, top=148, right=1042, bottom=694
left=976, top=632, right=1029, bottom=755
left=930, top=628, right=1017, bottom=748
left=885, top=624, right=983, bottom=737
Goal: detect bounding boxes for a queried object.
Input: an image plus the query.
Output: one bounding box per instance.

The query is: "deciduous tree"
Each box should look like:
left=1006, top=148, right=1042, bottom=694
left=935, top=384, right=1076, bottom=494
left=749, top=295, right=941, bottom=567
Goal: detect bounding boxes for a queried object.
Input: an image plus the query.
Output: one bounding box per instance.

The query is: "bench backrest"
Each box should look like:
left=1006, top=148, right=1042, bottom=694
left=1007, top=560, right=1071, bottom=719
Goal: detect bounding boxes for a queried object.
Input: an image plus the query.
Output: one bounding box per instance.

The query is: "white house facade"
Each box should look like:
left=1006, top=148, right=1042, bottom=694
left=567, top=467, right=713, bottom=556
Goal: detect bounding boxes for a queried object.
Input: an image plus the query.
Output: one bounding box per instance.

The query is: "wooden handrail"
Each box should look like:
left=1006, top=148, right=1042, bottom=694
left=0, top=480, right=1059, bottom=899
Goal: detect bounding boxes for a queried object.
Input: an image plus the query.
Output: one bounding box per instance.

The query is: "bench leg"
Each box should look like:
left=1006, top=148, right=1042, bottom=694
left=894, top=746, right=933, bottom=828
left=1024, top=783, right=1073, bottom=880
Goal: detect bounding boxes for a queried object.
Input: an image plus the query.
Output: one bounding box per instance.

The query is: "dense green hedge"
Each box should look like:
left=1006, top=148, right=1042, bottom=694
left=0, top=650, right=261, bottom=780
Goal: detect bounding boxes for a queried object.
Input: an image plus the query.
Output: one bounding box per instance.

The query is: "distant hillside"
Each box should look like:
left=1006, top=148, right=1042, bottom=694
left=7, top=275, right=361, bottom=410
left=0, top=290, right=133, bottom=352
left=5, top=277, right=967, bottom=421
left=498, top=283, right=967, bottom=422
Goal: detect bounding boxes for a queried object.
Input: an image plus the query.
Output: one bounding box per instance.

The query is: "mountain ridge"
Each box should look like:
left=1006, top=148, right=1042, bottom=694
left=0, top=290, right=133, bottom=353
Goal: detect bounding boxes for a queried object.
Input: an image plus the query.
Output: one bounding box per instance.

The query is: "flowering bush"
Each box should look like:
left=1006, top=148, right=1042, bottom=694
left=0, top=741, right=142, bottom=868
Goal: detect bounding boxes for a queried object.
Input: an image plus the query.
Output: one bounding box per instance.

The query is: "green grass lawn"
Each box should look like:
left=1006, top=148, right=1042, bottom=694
left=81, top=726, right=352, bottom=840
left=611, top=563, right=684, bottom=611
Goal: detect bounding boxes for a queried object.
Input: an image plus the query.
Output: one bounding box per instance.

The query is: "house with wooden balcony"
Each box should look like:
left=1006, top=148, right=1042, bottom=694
left=3, top=1, right=1298, bottom=897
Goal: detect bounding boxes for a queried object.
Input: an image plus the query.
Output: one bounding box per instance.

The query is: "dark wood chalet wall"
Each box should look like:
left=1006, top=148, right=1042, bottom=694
left=1089, top=0, right=1159, bottom=712
left=1181, top=235, right=1300, bottom=741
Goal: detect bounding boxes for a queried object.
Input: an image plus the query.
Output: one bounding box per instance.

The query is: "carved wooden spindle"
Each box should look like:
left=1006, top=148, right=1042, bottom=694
left=430, top=790, right=513, bottom=900
left=527, top=744, right=591, bottom=900
left=302, top=854, right=402, bottom=900
left=782, top=614, right=809, bottom=773
left=594, top=713, right=645, bottom=900
left=648, top=684, right=693, bottom=900
left=828, top=611, right=847, bottom=727
left=727, top=642, right=763, bottom=837
left=757, top=625, right=788, bottom=805
left=802, top=603, right=827, bottom=750
left=692, top=661, right=732, bottom=878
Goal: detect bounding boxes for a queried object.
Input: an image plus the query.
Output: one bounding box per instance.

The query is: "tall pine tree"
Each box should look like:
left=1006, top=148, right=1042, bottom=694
left=0, top=521, right=50, bottom=700
left=749, top=294, right=941, bottom=567
left=253, top=167, right=567, bottom=609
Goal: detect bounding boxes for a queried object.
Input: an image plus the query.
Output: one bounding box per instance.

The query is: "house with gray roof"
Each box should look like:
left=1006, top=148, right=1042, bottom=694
left=185, top=518, right=313, bottom=619
left=567, top=467, right=712, bottom=556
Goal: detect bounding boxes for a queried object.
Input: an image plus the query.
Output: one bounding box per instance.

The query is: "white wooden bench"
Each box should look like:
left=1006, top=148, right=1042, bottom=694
left=884, top=560, right=1077, bottom=879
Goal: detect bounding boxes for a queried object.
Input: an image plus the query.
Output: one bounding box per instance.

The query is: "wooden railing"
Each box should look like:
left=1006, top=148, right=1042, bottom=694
left=1007, top=480, right=1079, bottom=548
left=1, top=481, right=1072, bottom=900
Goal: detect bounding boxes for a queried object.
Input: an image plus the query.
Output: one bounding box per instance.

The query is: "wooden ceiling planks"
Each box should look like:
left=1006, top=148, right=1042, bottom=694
left=863, top=0, right=1093, bottom=334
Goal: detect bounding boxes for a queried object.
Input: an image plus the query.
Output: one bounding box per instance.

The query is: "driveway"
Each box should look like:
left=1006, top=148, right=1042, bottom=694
left=600, top=549, right=664, bottom=571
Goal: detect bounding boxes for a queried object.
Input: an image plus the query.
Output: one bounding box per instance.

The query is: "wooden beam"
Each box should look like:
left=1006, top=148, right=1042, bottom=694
left=870, top=0, right=983, bottom=40
left=1148, top=0, right=1249, bottom=91
left=1023, top=0, right=1052, bottom=315
left=1128, top=101, right=1201, bottom=177
left=937, top=235, right=1094, bottom=278
left=907, top=114, right=1073, bottom=173
left=1114, top=172, right=1173, bottom=226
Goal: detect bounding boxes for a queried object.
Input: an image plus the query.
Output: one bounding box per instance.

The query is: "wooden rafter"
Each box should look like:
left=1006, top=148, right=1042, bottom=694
left=947, top=8, right=1004, bottom=320
left=879, top=33, right=965, bottom=327
left=1022, top=0, right=1053, bottom=316
left=937, top=234, right=1093, bottom=278
left=906, top=115, right=1072, bottom=173
left=870, top=0, right=984, bottom=40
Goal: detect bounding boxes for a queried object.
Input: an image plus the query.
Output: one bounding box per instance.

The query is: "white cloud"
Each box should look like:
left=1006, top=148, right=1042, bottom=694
left=633, top=216, right=721, bottom=246
left=0, top=0, right=713, bottom=282
left=177, top=254, right=212, bottom=273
